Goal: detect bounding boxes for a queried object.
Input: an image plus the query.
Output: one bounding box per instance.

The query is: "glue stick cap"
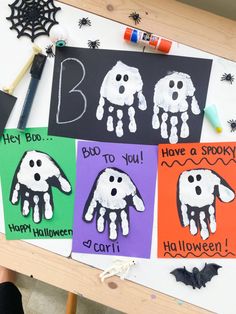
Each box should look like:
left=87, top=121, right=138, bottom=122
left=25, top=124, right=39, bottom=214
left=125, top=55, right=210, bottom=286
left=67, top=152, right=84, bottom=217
left=158, top=38, right=172, bottom=53
left=204, top=104, right=222, bottom=133
left=124, top=27, right=138, bottom=43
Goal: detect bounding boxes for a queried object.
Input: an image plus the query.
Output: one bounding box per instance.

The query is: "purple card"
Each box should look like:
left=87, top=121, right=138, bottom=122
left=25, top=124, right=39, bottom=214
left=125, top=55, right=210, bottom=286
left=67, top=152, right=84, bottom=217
left=72, top=141, right=157, bottom=258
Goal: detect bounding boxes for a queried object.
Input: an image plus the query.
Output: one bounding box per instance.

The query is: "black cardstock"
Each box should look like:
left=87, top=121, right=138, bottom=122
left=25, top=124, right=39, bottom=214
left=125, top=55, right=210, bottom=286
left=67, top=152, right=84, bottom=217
left=48, top=47, right=212, bottom=145
left=0, top=92, right=16, bottom=137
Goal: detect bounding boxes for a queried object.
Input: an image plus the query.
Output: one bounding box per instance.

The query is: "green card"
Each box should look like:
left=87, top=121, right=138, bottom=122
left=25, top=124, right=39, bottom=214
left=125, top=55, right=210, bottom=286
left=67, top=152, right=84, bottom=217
left=0, top=128, right=76, bottom=240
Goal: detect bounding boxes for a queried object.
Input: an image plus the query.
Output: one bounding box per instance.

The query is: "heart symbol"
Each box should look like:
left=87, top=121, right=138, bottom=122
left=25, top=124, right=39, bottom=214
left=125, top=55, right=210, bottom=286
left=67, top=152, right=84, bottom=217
left=83, top=239, right=92, bottom=248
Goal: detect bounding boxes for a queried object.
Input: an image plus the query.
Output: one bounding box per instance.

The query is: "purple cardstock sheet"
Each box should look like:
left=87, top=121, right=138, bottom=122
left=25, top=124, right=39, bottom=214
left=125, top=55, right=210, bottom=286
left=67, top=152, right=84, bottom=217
left=72, top=141, right=157, bottom=258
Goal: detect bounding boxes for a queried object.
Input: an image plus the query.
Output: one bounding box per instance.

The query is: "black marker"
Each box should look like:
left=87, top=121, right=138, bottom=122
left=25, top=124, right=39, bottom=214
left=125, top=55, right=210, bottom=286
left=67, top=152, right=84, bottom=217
left=17, top=53, right=47, bottom=131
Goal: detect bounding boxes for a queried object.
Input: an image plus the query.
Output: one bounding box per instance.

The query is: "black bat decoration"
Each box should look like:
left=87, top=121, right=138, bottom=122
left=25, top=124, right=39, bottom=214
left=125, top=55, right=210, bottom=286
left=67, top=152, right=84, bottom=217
left=170, top=263, right=222, bottom=289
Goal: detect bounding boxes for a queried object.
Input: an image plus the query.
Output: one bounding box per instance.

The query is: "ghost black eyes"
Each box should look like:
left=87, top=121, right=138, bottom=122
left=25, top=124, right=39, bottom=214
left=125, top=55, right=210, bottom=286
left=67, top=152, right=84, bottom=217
left=29, top=159, right=42, bottom=167
left=109, top=176, right=114, bottom=182
left=188, top=174, right=201, bottom=183
left=123, top=74, right=129, bottom=82
left=29, top=160, right=34, bottom=167
left=196, top=174, right=201, bottom=181
left=177, top=81, right=183, bottom=89
left=169, top=80, right=183, bottom=88
left=188, top=175, right=194, bottom=183
left=109, top=175, right=122, bottom=183
left=116, top=74, right=129, bottom=81
left=36, top=160, right=42, bottom=167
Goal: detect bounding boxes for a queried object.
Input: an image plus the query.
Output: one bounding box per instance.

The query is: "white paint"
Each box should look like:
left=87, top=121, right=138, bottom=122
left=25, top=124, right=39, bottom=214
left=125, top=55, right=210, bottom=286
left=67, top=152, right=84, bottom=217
left=116, top=120, right=123, bottom=137
left=11, top=183, right=20, bottom=204
left=109, top=212, right=117, bottom=240
left=107, top=115, right=114, bottom=131
left=209, top=205, right=216, bottom=233
left=180, top=112, right=189, bottom=138
left=99, top=61, right=145, bottom=107
left=121, top=210, right=129, bottom=235
left=22, top=200, right=30, bottom=216
left=133, top=194, right=145, bottom=212
left=169, top=116, right=178, bottom=144
left=137, top=90, right=147, bottom=110
left=84, top=168, right=144, bottom=238
left=160, top=113, right=168, bottom=138
left=108, top=106, right=114, bottom=113
left=97, top=207, right=106, bottom=232
left=199, top=211, right=209, bottom=240
left=33, top=195, right=40, bottom=223
left=85, top=198, right=97, bottom=221
left=57, top=58, right=87, bottom=124
left=179, top=169, right=234, bottom=208
left=97, top=61, right=146, bottom=137
left=128, top=106, right=137, bottom=133
left=16, top=151, right=71, bottom=193
left=190, top=218, right=197, bottom=235
left=44, top=192, right=53, bottom=219
left=152, top=104, right=160, bottom=129
left=180, top=204, right=189, bottom=226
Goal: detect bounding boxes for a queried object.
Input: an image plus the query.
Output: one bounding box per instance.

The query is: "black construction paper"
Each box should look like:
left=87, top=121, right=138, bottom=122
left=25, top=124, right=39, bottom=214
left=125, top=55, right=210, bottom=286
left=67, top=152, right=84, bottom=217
left=48, top=47, right=212, bottom=145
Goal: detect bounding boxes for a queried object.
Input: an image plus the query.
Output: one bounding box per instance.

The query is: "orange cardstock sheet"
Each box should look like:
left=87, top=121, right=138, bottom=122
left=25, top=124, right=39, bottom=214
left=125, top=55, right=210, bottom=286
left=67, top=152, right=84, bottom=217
left=158, top=142, right=236, bottom=258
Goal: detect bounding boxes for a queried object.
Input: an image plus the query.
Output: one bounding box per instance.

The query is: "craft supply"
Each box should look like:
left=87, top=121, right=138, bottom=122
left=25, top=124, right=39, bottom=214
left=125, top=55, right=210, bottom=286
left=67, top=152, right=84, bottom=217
left=0, top=45, right=41, bottom=136
left=88, top=40, right=100, bottom=49
left=124, top=27, right=172, bottom=53
left=50, top=25, right=68, bottom=47
left=3, top=45, right=42, bottom=95
left=7, top=0, right=61, bottom=42
left=204, top=104, right=222, bottom=133
left=78, top=17, right=91, bottom=28
left=171, top=264, right=222, bottom=289
left=99, top=259, right=136, bottom=282
left=221, top=73, right=234, bottom=84
left=129, top=12, right=141, bottom=25
left=228, top=119, right=236, bottom=132
left=45, top=45, right=55, bottom=58
left=17, top=54, right=47, bottom=131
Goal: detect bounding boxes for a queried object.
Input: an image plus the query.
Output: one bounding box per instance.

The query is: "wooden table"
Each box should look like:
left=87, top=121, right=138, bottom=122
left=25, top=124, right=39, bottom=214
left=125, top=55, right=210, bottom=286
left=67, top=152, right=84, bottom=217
left=2, top=0, right=235, bottom=312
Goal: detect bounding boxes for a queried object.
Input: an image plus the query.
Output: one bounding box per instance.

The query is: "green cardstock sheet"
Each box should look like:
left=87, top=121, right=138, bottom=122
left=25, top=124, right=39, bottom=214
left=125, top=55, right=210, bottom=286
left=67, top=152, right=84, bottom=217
left=0, top=127, right=76, bottom=240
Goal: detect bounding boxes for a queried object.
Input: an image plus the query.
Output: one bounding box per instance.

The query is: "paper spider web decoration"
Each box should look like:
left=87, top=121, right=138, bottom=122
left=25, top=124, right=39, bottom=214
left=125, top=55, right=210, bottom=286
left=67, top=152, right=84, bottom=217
left=7, top=0, right=61, bottom=42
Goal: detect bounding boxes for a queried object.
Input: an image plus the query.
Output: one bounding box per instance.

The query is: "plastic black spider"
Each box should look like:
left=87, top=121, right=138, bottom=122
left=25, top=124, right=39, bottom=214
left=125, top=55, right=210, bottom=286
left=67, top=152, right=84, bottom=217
left=88, top=40, right=100, bottom=49
left=221, top=73, right=234, bottom=84
left=228, top=119, right=236, bottom=132
left=45, top=44, right=55, bottom=58
left=78, top=17, right=91, bottom=28
left=129, top=11, right=141, bottom=25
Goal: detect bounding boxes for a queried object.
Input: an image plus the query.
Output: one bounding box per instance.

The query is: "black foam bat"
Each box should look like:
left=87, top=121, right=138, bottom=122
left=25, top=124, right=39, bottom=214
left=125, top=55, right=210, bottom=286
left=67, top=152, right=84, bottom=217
left=170, top=263, right=222, bottom=289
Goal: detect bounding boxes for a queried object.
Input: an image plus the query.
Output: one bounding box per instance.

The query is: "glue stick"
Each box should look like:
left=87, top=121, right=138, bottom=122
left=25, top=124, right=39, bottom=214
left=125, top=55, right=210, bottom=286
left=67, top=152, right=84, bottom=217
left=124, top=27, right=172, bottom=53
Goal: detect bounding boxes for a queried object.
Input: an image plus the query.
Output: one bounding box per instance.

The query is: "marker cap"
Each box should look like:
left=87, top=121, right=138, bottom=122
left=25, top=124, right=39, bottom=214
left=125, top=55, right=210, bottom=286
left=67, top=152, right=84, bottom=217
left=204, top=104, right=222, bottom=133
left=30, top=53, right=47, bottom=79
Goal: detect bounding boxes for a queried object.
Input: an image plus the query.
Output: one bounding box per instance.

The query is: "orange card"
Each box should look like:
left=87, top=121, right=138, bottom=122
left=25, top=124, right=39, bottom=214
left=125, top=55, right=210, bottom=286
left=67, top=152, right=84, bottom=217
left=158, top=142, right=236, bottom=258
